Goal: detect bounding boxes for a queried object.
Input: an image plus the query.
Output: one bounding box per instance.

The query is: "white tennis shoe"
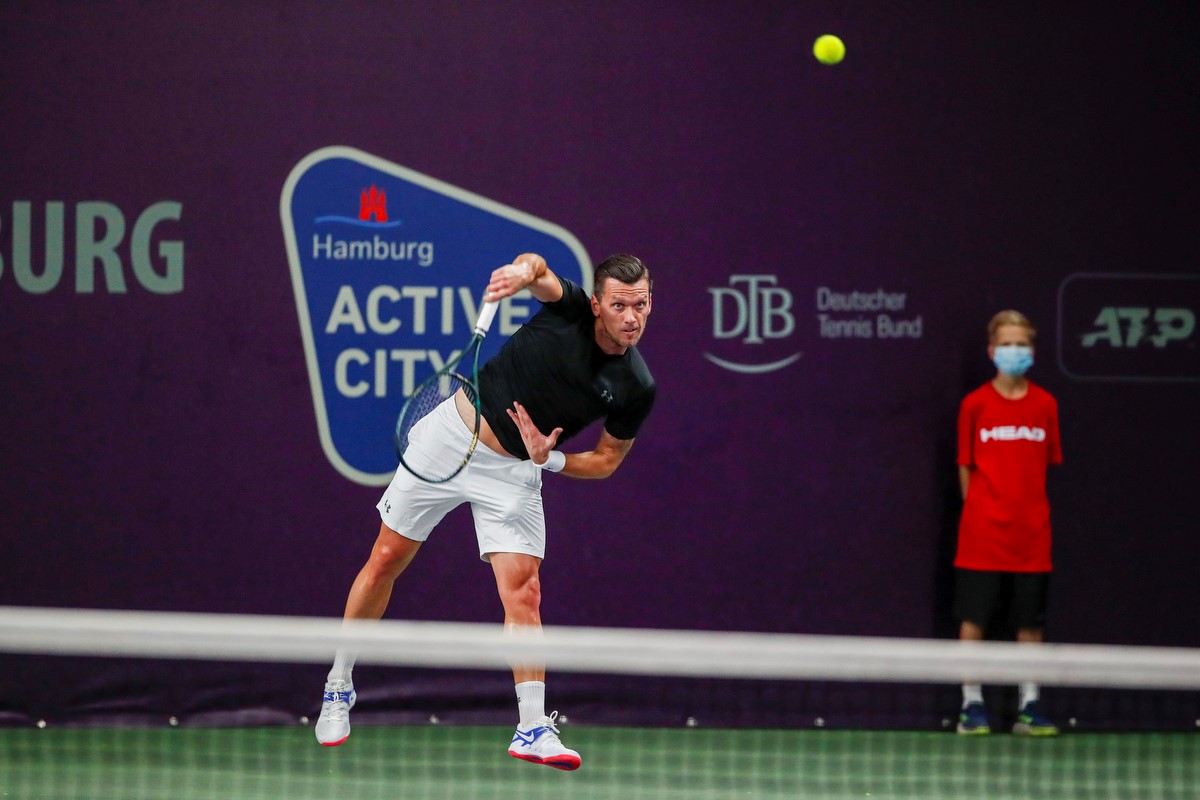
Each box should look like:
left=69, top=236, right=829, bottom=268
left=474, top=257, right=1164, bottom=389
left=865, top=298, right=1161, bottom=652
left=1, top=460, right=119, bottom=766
left=315, top=680, right=356, bottom=746
left=507, top=711, right=581, bottom=770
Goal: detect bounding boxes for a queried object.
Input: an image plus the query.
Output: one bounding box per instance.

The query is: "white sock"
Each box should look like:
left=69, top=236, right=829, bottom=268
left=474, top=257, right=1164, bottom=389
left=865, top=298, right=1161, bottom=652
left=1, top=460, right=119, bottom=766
left=327, top=650, right=355, bottom=686
left=962, top=684, right=984, bottom=708
left=515, top=681, right=546, bottom=725
left=1019, top=683, right=1039, bottom=709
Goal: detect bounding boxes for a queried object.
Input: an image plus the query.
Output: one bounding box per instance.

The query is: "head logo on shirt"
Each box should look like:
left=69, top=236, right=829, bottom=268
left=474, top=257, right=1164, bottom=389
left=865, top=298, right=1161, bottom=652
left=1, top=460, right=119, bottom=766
left=980, top=426, right=1046, bottom=443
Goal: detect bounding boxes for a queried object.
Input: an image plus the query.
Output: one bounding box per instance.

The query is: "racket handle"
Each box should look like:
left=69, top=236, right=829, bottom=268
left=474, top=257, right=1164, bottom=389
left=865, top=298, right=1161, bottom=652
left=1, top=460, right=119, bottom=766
left=475, top=300, right=500, bottom=336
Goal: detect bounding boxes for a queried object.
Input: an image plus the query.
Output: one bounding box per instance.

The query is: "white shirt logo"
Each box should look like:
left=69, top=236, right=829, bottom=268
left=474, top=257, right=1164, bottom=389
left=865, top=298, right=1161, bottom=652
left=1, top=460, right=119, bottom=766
left=980, top=426, right=1046, bottom=443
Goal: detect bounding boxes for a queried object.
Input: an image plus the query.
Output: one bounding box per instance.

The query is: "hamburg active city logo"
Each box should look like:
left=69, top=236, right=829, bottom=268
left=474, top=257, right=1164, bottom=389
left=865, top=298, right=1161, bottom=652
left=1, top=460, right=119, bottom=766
left=281, top=146, right=591, bottom=486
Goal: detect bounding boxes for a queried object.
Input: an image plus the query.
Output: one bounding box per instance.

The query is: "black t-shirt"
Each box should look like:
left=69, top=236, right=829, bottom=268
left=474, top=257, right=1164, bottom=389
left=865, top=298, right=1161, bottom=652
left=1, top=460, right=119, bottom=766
left=478, top=276, right=656, bottom=459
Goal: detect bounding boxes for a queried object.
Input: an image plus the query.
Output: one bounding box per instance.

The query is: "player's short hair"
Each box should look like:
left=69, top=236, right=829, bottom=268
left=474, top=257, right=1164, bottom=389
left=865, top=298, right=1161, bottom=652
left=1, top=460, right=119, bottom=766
left=988, top=309, right=1037, bottom=342
left=594, top=254, right=652, bottom=298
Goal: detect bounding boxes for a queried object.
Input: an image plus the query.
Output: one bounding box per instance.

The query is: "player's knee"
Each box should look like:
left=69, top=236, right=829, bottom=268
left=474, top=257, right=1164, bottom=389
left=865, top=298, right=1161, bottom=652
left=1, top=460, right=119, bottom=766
left=504, top=574, right=541, bottom=613
left=368, top=538, right=417, bottom=580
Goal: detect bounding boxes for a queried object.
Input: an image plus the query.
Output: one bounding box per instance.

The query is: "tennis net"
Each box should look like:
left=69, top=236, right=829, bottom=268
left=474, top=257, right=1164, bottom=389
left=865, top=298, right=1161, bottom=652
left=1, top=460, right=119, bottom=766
left=1, top=606, right=1197, bottom=799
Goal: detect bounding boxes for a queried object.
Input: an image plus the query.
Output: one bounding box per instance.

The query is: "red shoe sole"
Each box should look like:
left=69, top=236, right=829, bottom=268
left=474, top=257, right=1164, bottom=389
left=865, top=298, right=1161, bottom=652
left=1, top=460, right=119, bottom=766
left=509, top=751, right=581, bottom=771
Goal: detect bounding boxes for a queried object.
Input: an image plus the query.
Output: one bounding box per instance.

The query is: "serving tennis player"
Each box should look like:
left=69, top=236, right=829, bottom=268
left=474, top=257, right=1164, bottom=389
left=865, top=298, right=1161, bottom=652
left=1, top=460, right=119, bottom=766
left=316, top=253, right=656, bottom=770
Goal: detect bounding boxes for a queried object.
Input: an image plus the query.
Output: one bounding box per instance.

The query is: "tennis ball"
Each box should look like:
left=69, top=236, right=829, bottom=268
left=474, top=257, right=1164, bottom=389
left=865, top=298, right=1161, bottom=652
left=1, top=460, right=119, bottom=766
left=813, top=34, right=845, bottom=65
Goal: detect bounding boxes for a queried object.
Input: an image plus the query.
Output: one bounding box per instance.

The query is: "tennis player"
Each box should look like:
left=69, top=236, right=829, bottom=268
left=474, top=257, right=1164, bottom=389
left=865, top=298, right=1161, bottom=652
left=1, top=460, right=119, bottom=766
left=954, top=310, right=1062, bottom=736
left=316, top=253, right=655, bottom=770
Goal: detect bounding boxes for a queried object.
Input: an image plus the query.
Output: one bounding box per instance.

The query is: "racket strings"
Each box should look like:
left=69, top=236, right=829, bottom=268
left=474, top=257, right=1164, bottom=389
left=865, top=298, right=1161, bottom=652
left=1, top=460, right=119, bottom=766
left=395, top=374, right=468, bottom=456
left=394, top=335, right=486, bottom=483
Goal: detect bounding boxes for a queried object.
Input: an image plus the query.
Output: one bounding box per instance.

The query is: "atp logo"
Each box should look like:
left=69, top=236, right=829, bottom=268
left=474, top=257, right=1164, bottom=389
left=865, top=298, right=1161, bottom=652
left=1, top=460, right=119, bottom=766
left=281, top=147, right=591, bottom=485
left=704, top=274, right=802, bottom=373
left=1058, top=273, right=1199, bottom=382
left=1080, top=307, right=1194, bottom=348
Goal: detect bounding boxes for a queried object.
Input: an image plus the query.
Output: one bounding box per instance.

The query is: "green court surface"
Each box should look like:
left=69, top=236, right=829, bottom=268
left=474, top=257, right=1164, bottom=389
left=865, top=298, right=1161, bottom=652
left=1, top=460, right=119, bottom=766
left=2, top=725, right=1196, bottom=800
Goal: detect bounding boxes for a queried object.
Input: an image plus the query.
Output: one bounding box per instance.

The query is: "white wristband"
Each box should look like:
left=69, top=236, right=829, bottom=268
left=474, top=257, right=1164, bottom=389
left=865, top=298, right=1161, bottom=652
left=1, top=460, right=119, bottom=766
left=536, top=451, right=566, bottom=472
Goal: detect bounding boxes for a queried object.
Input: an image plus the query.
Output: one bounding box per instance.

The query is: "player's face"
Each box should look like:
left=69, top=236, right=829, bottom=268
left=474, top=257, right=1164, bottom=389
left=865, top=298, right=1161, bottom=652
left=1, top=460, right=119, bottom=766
left=591, top=278, right=652, bottom=354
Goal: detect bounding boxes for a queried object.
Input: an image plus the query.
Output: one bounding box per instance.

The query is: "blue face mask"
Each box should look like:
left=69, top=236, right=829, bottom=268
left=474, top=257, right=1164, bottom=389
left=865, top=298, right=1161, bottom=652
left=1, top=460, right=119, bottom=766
left=993, top=345, right=1034, bottom=376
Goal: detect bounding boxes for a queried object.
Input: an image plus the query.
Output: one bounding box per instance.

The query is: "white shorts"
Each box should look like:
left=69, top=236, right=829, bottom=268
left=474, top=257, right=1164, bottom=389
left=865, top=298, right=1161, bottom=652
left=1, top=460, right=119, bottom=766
left=377, top=397, right=545, bottom=561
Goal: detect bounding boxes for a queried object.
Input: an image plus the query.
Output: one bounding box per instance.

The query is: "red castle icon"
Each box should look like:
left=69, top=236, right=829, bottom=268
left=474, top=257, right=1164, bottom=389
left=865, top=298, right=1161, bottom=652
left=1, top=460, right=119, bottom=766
left=359, top=185, right=388, bottom=222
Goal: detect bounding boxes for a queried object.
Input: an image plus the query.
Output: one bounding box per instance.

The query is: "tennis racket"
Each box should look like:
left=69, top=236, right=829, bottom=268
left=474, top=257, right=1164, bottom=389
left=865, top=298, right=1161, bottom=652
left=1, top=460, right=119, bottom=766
left=394, top=298, right=500, bottom=483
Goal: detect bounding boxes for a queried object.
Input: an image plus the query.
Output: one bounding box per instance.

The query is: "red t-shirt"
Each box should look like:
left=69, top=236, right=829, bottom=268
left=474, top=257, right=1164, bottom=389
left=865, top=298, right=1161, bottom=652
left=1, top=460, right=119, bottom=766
left=956, top=381, right=1062, bottom=572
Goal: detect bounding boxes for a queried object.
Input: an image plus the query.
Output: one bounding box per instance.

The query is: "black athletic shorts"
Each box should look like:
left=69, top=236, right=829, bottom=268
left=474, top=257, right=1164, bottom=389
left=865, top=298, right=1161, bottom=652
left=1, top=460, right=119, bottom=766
left=953, top=568, right=1050, bottom=631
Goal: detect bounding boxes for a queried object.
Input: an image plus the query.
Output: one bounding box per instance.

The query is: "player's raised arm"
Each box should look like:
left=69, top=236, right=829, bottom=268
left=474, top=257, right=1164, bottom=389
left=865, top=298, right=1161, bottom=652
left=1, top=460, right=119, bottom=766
left=485, top=253, right=563, bottom=304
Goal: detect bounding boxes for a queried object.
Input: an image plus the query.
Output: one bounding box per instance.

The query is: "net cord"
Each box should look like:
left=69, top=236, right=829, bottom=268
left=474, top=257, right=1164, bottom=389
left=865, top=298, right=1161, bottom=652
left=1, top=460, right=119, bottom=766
left=1, top=606, right=1197, bottom=690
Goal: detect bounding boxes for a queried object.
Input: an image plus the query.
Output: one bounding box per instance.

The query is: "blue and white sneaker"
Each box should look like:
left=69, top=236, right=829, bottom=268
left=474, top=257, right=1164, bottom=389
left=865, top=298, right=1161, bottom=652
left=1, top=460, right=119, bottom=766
left=508, top=711, right=581, bottom=770
left=956, top=702, right=991, bottom=735
left=315, top=680, right=356, bottom=746
left=1012, top=702, right=1059, bottom=737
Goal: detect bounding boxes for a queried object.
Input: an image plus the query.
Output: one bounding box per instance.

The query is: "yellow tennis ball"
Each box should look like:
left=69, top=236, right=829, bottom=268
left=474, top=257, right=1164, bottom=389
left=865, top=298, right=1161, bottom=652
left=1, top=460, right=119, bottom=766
left=813, top=34, right=845, bottom=65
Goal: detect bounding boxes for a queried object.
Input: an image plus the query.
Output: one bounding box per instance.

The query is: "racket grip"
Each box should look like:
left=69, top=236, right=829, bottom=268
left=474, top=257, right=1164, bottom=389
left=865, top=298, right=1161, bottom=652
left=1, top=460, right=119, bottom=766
left=475, top=300, right=500, bottom=336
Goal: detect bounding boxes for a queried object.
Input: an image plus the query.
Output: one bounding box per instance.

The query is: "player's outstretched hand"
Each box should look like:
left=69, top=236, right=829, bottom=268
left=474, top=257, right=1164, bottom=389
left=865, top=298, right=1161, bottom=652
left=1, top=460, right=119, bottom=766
left=506, top=401, right=562, bottom=465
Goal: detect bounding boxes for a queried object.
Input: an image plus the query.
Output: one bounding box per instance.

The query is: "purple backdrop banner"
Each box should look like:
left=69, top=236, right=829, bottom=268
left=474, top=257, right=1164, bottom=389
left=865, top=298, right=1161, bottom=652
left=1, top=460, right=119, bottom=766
left=1, top=2, right=1197, bottom=728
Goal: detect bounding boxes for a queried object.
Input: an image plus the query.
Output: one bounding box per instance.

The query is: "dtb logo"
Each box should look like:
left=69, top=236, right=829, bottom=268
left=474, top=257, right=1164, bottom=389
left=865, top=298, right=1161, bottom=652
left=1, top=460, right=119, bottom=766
left=281, top=147, right=591, bottom=485
left=704, top=275, right=801, bottom=373
left=1058, top=274, right=1199, bottom=382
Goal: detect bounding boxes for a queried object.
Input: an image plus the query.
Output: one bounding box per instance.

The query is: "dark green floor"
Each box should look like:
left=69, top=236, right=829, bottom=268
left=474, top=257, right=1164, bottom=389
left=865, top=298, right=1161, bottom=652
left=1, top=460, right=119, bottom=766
left=2, top=725, right=1197, bottom=800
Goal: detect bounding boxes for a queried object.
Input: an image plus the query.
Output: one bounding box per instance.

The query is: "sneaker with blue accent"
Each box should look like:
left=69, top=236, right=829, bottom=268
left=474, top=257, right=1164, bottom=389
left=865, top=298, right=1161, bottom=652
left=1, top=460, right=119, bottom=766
left=1012, top=702, right=1059, bottom=736
left=315, top=680, right=356, bottom=746
left=956, top=702, right=991, bottom=735
left=508, top=711, right=581, bottom=770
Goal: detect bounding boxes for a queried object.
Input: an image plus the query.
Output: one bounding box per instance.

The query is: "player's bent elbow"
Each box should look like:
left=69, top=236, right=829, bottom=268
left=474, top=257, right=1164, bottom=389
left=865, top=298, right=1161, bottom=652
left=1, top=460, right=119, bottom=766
left=594, top=456, right=625, bottom=480
left=569, top=457, right=620, bottom=480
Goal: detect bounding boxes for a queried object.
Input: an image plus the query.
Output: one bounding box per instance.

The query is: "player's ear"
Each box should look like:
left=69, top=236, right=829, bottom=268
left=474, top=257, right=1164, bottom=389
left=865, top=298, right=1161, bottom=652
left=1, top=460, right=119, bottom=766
left=590, top=292, right=601, bottom=317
